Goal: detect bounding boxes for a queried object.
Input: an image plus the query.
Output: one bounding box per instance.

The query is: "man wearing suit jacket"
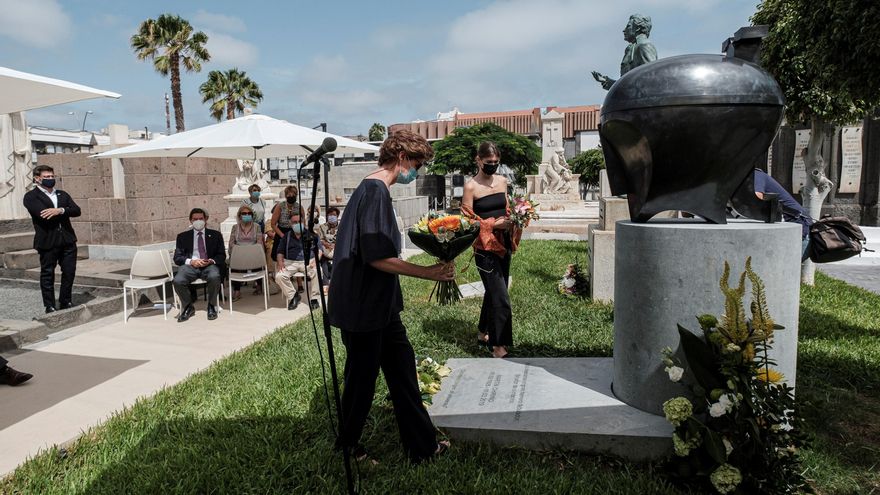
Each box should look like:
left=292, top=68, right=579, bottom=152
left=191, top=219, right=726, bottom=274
left=22, top=165, right=82, bottom=313
left=173, top=208, right=226, bottom=322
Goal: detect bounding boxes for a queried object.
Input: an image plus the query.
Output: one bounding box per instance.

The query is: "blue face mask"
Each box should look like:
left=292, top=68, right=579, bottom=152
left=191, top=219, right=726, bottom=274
left=250, top=191, right=260, bottom=200
left=241, top=214, right=253, bottom=223
left=292, top=224, right=303, bottom=235
left=397, top=166, right=418, bottom=185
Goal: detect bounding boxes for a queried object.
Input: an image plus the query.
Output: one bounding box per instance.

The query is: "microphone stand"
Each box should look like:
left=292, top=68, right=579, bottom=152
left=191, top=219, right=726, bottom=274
left=299, top=153, right=355, bottom=495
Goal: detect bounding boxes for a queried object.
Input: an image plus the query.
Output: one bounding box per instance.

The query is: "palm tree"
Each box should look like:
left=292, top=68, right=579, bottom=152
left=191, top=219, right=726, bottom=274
left=131, top=14, right=210, bottom=132
left=199, top=69, right=264, bottom=121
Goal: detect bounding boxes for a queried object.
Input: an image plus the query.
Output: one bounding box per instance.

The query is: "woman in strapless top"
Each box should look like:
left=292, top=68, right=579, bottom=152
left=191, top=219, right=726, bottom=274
left=462, top=141, right=513, bottom=358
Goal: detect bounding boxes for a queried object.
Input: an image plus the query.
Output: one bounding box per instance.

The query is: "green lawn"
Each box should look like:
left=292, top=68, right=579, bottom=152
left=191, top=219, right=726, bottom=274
left=2, top=240, right=878, bottom=494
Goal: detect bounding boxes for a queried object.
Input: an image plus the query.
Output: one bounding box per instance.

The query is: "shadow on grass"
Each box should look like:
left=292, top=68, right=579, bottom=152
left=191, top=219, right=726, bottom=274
left=421, top=315, right=482, bottom=352
left=798, top=306, right=880, bottom=391
left=77, top=388, right=348, bottom=494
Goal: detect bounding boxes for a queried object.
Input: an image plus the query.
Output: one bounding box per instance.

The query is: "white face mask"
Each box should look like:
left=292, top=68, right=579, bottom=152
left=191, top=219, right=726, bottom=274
left=192, top=219, right=206, bottom=231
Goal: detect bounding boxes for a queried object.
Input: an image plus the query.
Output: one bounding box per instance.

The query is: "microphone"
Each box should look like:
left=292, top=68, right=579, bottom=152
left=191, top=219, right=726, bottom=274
left=300, top=137, right=337, bottom=169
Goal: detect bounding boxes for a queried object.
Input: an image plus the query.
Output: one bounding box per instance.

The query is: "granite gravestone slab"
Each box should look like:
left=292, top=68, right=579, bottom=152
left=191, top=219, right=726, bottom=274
left=429, top=357, right=672, bottom=460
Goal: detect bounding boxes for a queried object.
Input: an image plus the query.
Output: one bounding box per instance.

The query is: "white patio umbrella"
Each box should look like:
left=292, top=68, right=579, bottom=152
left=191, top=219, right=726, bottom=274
left=0, top=66, right=121, bottom=115
left=92, top=113, right=379, bottom=160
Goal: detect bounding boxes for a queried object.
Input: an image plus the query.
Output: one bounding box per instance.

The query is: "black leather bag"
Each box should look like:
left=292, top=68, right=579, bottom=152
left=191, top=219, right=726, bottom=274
left=808, top=216, right=868, bottom=263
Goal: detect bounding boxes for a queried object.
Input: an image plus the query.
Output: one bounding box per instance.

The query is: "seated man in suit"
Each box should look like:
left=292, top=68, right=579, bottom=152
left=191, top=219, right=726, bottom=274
left=275, top=223, right=321, bottom=311
left=22, top=165, right=82, bottom=313
left=173, top=208, right=226, bottom=322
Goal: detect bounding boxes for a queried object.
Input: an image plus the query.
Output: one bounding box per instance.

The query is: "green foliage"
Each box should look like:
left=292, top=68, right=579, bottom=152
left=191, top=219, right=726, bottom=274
left=199, top=68, right=263, bottom=121
left=131, top=14, right=210, bottom=132
left=567, top=148, right=606, bottom=189
left=664, top=259, right=810, bottom=494
left=752, top=0, right=880, bottom=125
left=431, top=123, right=540, bottom=186
left=368, top=122, right=386, bottom=141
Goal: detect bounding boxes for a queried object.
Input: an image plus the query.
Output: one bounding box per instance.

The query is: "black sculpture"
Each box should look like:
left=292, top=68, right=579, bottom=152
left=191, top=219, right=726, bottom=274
left=599, top=53, right=785, bottom=224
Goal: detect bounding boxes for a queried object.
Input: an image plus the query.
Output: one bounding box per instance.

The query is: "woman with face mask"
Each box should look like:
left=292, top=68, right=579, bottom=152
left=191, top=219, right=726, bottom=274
left=228, top=205, right=265, bottom=301
left=318, top=206, right=340, bottom=286
left=269, top=185, right=305, bottom=262
left=461, top=141, right=517, bottom=358
left=328, top=130, right=453, bottom=464
left=241, top=184, right=267, bottom=232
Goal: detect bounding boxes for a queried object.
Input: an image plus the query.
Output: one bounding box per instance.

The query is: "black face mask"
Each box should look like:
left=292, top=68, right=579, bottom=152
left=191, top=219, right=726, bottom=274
left=39, top=178, right=56, bottom=188
left=482, top=164, right=499, bottom=176
left=286, top=196, right=297, bottom=204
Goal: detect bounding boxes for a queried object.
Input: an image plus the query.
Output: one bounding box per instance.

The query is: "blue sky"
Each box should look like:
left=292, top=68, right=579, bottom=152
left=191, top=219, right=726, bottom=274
left=0, top=0, right=756, bottom=136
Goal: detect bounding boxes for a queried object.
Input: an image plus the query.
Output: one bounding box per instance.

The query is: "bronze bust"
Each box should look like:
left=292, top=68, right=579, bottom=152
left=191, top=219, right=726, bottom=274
left=592, top=14, right=658, bottom=90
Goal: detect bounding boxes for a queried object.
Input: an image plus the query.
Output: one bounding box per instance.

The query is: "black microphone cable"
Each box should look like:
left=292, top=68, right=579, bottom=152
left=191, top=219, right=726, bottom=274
left=295, top=150, right=359, bottom=495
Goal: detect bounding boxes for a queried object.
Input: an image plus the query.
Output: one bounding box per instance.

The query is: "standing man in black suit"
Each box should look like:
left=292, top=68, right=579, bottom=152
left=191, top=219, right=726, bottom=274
left=22, top=165, right=81, bottom=313
left=173, top=208, right=226, bottom=322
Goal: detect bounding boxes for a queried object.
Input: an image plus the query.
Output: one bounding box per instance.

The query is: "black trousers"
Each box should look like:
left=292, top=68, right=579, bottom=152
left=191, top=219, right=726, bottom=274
left=476, top=249, right=513, bottom=347
left=38, top=243, right=77, bottom=309
left=339, top=319, right=437, bottom=462
left=173, top=264, right=221, bottom=308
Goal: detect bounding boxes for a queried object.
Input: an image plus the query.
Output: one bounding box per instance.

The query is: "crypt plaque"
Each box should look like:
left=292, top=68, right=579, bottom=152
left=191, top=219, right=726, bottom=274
left=839, top=125, right=863, bottom=193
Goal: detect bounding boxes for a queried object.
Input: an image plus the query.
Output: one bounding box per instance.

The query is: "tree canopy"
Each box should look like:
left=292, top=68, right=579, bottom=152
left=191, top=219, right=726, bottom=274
left=430, top=123, right=540, bottom=185
left=199, top=68, right=263, bottom=121
left=131, top=14, right=210, bottom=132
left=752, top=0, right=880, bottom=125
left=368, top=123, right=386, bottom=141
left=567, top=148, right=606, bottom=189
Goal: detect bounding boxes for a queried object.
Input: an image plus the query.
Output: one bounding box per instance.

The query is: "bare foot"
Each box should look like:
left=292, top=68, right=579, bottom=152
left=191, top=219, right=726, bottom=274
left=492, top=346, right=508, bottom=358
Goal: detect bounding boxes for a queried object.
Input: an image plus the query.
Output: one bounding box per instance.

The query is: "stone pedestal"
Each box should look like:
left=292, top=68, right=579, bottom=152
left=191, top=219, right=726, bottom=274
left=588, top=197, right=629, bottom=302
left=613, top=219, right=801, bottom=415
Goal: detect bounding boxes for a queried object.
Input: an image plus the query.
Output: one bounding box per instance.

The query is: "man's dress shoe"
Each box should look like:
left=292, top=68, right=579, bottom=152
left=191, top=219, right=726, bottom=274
left=0, top=366, right=33, bottom=386
left=207, top=304, right=218, bottom=321
left=177, top=304, right=195, bottom=323
left=45, top=306, right=56, bottom=314
left=287, top=293, right=301, bottom=311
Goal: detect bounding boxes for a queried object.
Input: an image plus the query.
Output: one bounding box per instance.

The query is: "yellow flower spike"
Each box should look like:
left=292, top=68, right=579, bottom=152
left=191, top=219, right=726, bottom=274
left=756, top=368, right=784, bottom=383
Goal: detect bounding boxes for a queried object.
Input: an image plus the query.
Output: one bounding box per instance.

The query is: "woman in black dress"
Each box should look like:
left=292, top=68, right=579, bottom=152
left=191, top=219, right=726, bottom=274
left=462, top=142, right=514, bottom=358
left=328, top=129, right=453, bottom=464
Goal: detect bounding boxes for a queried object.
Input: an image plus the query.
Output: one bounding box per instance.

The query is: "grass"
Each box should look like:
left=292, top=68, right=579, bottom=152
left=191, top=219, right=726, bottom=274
left=1, top=241, right=878, bottom=494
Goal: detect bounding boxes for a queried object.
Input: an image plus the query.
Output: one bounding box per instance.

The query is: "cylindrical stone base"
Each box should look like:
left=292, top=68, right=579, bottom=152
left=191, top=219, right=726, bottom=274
left=612, top=219, right=801, bottom=415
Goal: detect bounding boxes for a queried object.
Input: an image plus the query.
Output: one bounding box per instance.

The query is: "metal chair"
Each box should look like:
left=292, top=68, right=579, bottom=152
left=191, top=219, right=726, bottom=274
left=228, top=243, right=269, bottom=313
left=123, top=250, right=173, bottom=323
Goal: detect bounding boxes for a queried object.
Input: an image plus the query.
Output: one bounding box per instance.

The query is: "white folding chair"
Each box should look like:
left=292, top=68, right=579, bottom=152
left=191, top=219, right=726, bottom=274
left=123, top=250, right=173, bottom=323
left=228, top=243, right=269, bottom=313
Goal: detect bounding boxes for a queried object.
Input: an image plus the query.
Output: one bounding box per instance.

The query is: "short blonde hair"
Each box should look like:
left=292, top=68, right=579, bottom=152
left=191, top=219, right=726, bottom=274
left=378, top=129, right=434, bottom=167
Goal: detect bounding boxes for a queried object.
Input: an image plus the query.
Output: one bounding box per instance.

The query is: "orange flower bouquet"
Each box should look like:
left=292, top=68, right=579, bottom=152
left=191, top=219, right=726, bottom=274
left=408, top=212, right=480, bottom=304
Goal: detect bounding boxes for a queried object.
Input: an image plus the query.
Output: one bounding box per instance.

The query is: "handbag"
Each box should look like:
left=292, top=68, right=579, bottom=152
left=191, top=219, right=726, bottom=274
left=808, top=216, right=869, bottom=263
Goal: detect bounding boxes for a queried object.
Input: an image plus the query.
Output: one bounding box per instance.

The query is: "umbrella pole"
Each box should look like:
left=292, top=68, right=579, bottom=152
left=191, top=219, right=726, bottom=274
left=301, top=159, right=356, bottom=495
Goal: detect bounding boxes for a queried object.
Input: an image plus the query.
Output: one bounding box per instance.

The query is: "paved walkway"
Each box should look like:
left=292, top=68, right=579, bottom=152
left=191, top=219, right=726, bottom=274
left=816, top=226, right=880, bottom=295
left=0, top=291, right=311, bottom=475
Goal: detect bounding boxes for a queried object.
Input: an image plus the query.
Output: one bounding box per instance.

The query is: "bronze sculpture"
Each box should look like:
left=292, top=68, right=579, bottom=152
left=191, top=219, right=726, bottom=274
left=598, top=54, right=785, bottom=224
left=592, top=14, right=658, bottom=90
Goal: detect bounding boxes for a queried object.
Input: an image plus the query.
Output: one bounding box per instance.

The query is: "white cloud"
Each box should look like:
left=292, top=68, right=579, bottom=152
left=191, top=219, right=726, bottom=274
left=0, top=0, right=71, bottom=49
left=204, top=31, right=259, bottom=67
left=194, top=10, right=247, bottom=33
left=255, top=0, right=752, bottom=135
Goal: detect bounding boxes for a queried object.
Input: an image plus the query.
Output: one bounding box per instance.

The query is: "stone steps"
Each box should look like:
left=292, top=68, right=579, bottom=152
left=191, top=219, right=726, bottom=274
left=0, top=219, right=33, bottom=235
left=2, top=245, right=90, bottom=270
left=0, top=232, right=34, bottom=254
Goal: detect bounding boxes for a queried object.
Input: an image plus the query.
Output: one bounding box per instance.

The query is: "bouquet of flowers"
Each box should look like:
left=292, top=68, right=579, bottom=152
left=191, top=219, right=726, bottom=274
left=508, top=194, right=540, bottom=229
left=408, top=211, right=480, bottom=305
left=558, top=263, right=589, bottom=297
left=416, top=356, right=452, bottom=408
